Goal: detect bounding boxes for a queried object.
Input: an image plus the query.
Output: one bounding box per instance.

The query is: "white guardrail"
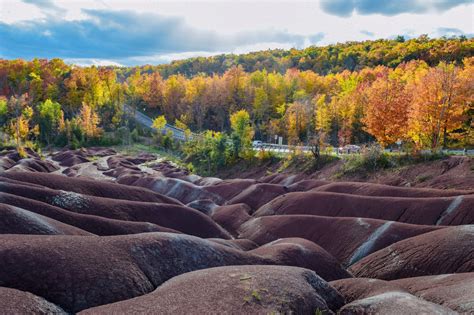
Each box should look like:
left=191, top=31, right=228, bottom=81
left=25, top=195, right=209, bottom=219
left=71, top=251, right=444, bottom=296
left=124, top=105, right=474, bottom=155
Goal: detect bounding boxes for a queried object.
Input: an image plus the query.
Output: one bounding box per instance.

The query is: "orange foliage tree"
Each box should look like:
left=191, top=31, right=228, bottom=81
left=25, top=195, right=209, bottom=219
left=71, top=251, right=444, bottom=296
left=363, top=74, right=411, bottom=147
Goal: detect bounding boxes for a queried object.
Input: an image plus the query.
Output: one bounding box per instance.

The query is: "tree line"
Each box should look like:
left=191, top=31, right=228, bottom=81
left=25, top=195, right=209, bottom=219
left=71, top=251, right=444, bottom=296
left=116, top=35, right=473, bottom=78
left=0, top=37, right=472, bottom=153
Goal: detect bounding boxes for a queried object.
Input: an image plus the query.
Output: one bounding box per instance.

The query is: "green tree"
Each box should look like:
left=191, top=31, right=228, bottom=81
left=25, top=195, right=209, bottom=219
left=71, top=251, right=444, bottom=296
left=0, top=98, right=7, bottom=124
left=38, top=99, right=62, bottom=145
left=230, top=109, right=254, bottom=158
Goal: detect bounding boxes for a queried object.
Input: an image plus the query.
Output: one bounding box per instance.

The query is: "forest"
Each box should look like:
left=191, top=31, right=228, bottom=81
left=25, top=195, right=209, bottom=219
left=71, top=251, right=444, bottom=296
left=0, top=36, right=473, bottom=158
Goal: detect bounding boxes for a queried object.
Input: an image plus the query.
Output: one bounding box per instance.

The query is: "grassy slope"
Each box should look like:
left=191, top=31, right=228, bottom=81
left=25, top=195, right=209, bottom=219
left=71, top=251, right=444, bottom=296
left=214, top=152, right=474, bottom=190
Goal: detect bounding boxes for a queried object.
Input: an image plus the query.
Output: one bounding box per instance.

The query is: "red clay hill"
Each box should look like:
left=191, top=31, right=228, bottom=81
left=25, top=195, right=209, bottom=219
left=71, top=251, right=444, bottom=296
left=0, top=147, right=473, bottom=313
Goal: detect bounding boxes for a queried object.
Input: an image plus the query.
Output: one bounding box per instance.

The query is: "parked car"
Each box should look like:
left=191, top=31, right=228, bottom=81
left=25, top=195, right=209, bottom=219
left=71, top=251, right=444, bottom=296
left=338, top=144, right=361, bottom=154
left=252, top=140, right=263, bottom=147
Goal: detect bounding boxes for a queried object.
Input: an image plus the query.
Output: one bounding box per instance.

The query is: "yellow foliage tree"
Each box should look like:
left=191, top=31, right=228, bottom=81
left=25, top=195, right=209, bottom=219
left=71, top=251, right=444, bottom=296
left=152, top=115, right=167, bottom=130
left=79, top=103, right=101, bottom=138
left=408, top=62, right=469, bottom=149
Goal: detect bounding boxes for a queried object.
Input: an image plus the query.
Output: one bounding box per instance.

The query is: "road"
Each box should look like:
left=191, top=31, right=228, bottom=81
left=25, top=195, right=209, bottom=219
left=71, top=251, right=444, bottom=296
left=124, top=105, right=188, bottom=141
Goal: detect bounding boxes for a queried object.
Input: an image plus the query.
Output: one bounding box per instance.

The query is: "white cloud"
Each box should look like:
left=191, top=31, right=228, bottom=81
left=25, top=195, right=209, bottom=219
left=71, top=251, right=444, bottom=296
left=0, top=0, right=472, bottom=65
left=63, top=58, right=123, bottom=67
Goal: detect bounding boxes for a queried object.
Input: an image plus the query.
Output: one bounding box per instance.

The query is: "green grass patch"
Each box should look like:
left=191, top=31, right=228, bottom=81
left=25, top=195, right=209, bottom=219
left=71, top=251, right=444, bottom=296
left=278, top=152, right=339, bottom=174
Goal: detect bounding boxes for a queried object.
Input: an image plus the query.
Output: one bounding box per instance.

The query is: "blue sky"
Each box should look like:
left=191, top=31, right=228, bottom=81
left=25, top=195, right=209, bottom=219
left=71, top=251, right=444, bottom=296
left=0, top=0, right=472, bottom=66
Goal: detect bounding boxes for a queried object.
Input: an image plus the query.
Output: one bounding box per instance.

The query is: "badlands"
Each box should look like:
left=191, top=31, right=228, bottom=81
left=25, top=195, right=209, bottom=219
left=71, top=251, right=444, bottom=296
left=0, top=147, right=473, bottom=314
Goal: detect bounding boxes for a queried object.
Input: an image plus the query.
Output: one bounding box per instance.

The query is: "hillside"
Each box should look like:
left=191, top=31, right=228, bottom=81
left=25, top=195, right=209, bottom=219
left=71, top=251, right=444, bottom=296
left=215, top=153, right=474, bottom=190
left=116, top=36, right=474, bottom=78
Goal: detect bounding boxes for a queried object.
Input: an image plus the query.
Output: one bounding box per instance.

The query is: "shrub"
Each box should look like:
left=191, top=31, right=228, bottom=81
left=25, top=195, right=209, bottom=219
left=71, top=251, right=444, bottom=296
left=341, top=144, right=392, bottom=175
left=161, top=131, right=173, bottom=150
left=130, top=128, right=140, bottom=142
left=182, top=131, right=230, bottom=175
left=256, top=148, right=277, bottom=162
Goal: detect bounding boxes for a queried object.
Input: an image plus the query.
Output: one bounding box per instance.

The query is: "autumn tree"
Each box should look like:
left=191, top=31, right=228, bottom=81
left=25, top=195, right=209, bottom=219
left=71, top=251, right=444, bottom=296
left=175, top=118, right=191, bottom=139
left=142, top=72, right=164, bottom=109
left=252, top=86, right=270, bottom=139
left=163, top=75, right=186, bottom=121
left=285, top=102, right=310, bottom=144
left=79, top=103, right=101, bottom=139
left=6, top=94, right=35, bottom=147
left=152, top=115, right=167, bottom=130
left=408, top=62, right=469, bottom=149
left=224, top=66, right=248, bottom=113
left=363, top=74, right=411, bottom=147
left=454, top=58, right=474, bottom=147
left=184, top=75, right=208, bottom=130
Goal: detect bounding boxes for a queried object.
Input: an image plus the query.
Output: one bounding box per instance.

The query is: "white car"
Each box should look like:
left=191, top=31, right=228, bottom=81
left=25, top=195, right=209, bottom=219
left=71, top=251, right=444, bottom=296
left=338, top=144, right=361, bottom=154
left=252, top=140, right=263, bottom=147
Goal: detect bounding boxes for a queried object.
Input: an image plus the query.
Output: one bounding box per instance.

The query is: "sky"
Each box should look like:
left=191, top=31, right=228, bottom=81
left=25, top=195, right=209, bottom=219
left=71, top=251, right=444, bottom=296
left=0, top=0, right=473, bottom=66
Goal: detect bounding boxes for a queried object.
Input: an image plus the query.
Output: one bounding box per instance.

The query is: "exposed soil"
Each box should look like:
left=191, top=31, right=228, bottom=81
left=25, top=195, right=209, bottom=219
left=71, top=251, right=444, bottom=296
left=0, top=147, right=473, bottom=313
left=216, top=155, right=474, bottom=190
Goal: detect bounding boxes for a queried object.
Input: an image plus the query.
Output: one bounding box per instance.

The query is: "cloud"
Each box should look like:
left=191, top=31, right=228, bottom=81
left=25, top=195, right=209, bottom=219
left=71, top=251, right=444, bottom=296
left=22, top=0, right=66, bottom=15
left=308, top=33, right=326, bottom=44
left=0, top=9, right=323, bottom=62
left=436, top=27, right=473, bottom=38
left=63, top=58, right=124, bottom=67
left=320, top=0, right=472, bottom=17
left=360, top=30, right=374, bottom=37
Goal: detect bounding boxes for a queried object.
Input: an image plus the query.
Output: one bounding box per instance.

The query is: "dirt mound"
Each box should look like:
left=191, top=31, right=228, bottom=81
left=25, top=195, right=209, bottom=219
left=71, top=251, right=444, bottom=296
left=52, top=150, right=90, bottom=167
left=0, top=171, right=181, bottom=204
left=0, top=192, right=180, bottom=236
left=260, top=173, right=302, bottom=185
left=249, top=238, right=352, bottom=281
left=392, top=273, right=474, bottom=313
left=287, top=179, right=330, bottom=192
left=118, top=174, right=225, bottom=204
left=0, top=203, right=92, bottom=235
left=0, top=287, right=66, bottom=314
left=228, top=183, right=288, bottom=211
left=106, top=155, right=142, bottom=171
left=0, top=147, right=39, bottom=162
left=186, top=199, right=218, bottom=215
left=338, top=291, right=455, bottom=314
left=331, top=276, right=469, bottom=313
left=350, top=226, right=474, bottom=279
left=0, top=181, right=229, bottom=238
left=0, top=233, right=349, bottom=313
left=149, top=160, right=190, bottom=179
left=203, top=178, right=257, bottom=200
left=212, top=203, right=252, bottom=236
left=52, top=148, right=116, bottom=168
left=83, top=147, right=117, bottom=157
left=255, top=191, right=474, bottom=225
left=313, top=181, right=473, bottom=197
left=0, top=148, right=58, bottom=173
left=2, top=147, right=472, bottom=313
left=7, top=158, right=59, bottom=173
left=0, top=233, right=260, bottom=312
left=239, top=215, right=440, bottom=266
left=330, top=278, right=402, bottom=303
left=79, top=265, right=344, bottom=315
left=0, top=156, right=15, bottom=171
